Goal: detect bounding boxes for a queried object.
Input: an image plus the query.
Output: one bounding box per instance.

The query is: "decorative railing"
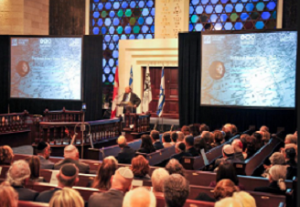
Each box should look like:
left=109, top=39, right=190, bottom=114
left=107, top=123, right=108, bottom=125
left=0, top=110, right=30, bottom=133
left=124, top=112, right=151, bottom=133
left=43, top=107, right=84, bottom=122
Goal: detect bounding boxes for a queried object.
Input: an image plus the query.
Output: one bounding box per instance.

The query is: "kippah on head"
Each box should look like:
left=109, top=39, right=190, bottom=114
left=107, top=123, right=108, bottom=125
left=223, top=144, right=234, bottom=155
left=178, top=143, right=186, bottom=151
left=117, top=167, right=134, bottom=179
left=37, top=141, right=48, bottom=151
left=60, top=164, right=78, bottom=177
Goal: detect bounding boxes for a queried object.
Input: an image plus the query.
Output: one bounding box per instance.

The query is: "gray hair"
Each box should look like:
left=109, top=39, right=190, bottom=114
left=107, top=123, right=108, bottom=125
left=64, top=145, right=78, bottom=159
left=269, top=165, right=287, bottom=191
left=6, top=160, right=31, bottom=186
left=123, top=187, right=156, bottom=207
left=165, top=159, right=185, bottom=176
left=285, top=134, right=297, bottom=144
left=215, top=197, right=243, bottom=207
left=151, top=168, right=169, bottom=192
left=163, top=174, right=189, bottom=207
left=269, top=152, right=285, bottom=165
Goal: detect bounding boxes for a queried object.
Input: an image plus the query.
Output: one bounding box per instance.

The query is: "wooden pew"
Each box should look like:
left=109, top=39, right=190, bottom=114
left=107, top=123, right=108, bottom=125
left=18, top=201, right=49, bottom=207
left=139, top=145, right=176, bottom=166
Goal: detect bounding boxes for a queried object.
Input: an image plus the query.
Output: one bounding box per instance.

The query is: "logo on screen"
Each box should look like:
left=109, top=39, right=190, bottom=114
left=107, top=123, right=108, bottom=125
left=203, top=36, right=211, bottom=44
left=240, top=34, right=255, bottom=45
left=11, top=39, right=18, bottom=46
left=40, top=39, right=52, bottom=47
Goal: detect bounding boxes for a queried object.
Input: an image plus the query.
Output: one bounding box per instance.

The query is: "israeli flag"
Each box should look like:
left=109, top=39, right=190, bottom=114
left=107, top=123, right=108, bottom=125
left=157, top=67, right=165, bottom=117
left=129, top=66, right=133, bottom=88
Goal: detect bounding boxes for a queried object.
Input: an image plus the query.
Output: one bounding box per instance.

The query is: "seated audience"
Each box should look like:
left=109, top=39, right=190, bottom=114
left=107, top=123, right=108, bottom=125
left=49, top=187, right=84, bottom=207
left=0, top=182, right=18, bottom=207
left=262, top=152, right=285, bottom=177
left=137, top=135, right=155, bottom=154
left=54, top=145, right=89, bottom=173
left=170, top=131, right=178, bottom=144
left=0, top=145, right=14, bottom=165
left=260, top=125, right=269, bottom=132
left=163, top=174, right=189, bottom=207
left=6, top=160, right=39, bottom=201
left=210, top=162, right=244, bottom=190
left=162, top=132, right=173, bottom=148
left=255, top=165, right=287, bottom=195
left=170, top=142, right=192, bottom=164
left=151, top=130, right=164, bottom=150
left=36, top=141, right=54, bottom=169
left=176, top=131, right=184, bottom=142
left=231, top=139, right=245, bottom=161
left=195, top=131, right=213, bottom=152
left=36, top=163, right=79, bottom=203
left=189, top=124, right=200, bottom=137
left=199, top=123, right=210, bottom=135
left=196, top=179, right=239, bottom=202
left=245, top=135, right=257, bottom=159
left=215, top=197, right=243, bottom=207
left=184, top=135, right=199, bottom=156
left=233, top=191, right=257, bottom=207
left=215, top=144, right=236, bottom=168
left=165, top=159, right=185, bottom=176
left=211, top=130, right=224, bottom=147
left=252, top=132, right=263, bottom=149
left=130, top=155, right=150, bottom=180
left=260, top=131, right=271, bottom=145
left=92, top=156, right=118, bottom=190
left=181, top=125, right=190, bottom=136
left=123, top=187, right=156, bottom=207
left=115, top=136, right=136, bottom=164
left=284, top=134, right=297, bottom=145
left=151, top=168, right=169, bottom=193
left=88, top=167, right=134, bottom=207
left=25, top=155, right=44, bottom=183
left=284, top=148, right=297, bottom=179
left=231, top=124, right=238, bottom=136
left=222, top=123, right=232, bottom=140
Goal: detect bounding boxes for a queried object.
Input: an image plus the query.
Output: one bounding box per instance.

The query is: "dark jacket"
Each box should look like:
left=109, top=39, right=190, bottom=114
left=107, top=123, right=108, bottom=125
left=186, top=147, right=199, bottom=156
left=35, top=188, right=60, bottom=203
left=38, top=156, right=54, bottom=169
left=137, top=147, right=155, bottom=154
left=153, top=141, right=164, bottom=150
left=234, top=152, right=245, bottom=162
left=88, top=189, right=124, bottom=207
left=171, top=152, right=192, bottom=164
left=117, top=146, right=136, bottom=164
left=13, top=186, right=39, bottom=201
left=254, top=181, right=286, bottom=195
left=122, top=92, right=141, bottom=113
left=54, top=158, right=90, bottom=173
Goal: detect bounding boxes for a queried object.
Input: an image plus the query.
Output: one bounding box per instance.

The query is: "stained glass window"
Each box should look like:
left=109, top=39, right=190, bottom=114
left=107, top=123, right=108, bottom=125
left=189, top=0, right=277, bottom=31
left=90, top=0, right=155, bottom=84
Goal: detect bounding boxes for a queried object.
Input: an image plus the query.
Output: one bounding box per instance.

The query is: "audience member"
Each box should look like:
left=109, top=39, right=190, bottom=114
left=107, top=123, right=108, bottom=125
left=231, top=139, right=245, bottom=161
left=36, top=163, right=79, bottom=203
left=188, top=124, right=200, bottom=137
left=176, top=131, right=184, bottom=142
left=92, top=156, right=118, bottom=190
left=130, top=155, right=150, bottom=180
left=181, top=125, right=190, bottom=136
left=222, top=123, right=232, bottom=140
left=49, top=187, right=84, bottom=207
left=54, top=145, right=89, bottom=173
left=199, top=124, right=210, bottom=134
left=170, top=131, right=178, bottom=144
left=0, top=182, right=18, bottom=207
left=165, top=159, right=185, bottom=176
left=252, top=132, right=263, bottom=149
left=215, top=144, right=236, bottom=167
left=195, top=131, right=213, bottom=152
left=162, top=132, right=173, bottom=148
left=163, top=174, right=189, bottom=207
left=151, top=168, right=169, bottom=192
left=115, top=136, right=136, bottom=164
left=214, top=197, right=243, bottom=207
left=88, top=167, right=133, bottom=207
left=0, top=145, right=14, bottom=165
left=262, top=152, right=285, bottom=177
left=231, top=124, right=238, bottom=136
left=255, top=165, right=287, bottom=195
left=137, top=135, right=155, bottom=154
left=284, top=148, right=297, bottom=179
left=233, top=191, right=257, bottom=207
left=260, top=125, right=269, bottom=132
left=245, top=135, right=257, bottom=159
left=184, top=135, right=199, bottom=156
left=36, top=141, right=54, bottom=169
left=123, top=187, right=156, bottom=207
left=6, top=160, right=39, bottom=201
left=211, top=130, right=224, bottom=147
left=170, top=142, right=192, bottom=164
left=260, top=131, right=271, bottom=145
left=284, top=134, right=297, bottom=145
left=151, top=130, right=164, bottom=150
left=25, top=156, right=44, bottom=183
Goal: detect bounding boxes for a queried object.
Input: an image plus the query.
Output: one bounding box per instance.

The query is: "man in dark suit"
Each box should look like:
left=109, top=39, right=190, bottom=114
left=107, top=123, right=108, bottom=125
left=88, top=167, right=134, bottom=207
left=36, top=141, right=54, bottom=169
left=36, top=164, right=79, bottom=203
left=151, top=130, right=164, bottom=150
left=184, top=135, right=199, bottom=156
left=54, top=145, right=89, bottom=173
left=122, top=86, right=141, bottom=113
left=116, top=136, right=136, bottom=164
left=7, top=160, right=39, bottom=201
left=171, top=142, right=192, bottom=165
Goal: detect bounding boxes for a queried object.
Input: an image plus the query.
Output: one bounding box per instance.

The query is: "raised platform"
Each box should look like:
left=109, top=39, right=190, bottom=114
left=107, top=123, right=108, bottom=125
left=149, top=117, right=180, bottom=132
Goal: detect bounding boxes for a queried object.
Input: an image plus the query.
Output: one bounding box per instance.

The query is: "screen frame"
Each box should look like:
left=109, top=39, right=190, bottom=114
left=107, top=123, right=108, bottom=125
left=200, top=29, right=297, bottom=110
left=9, top=35, right=84, bottom=102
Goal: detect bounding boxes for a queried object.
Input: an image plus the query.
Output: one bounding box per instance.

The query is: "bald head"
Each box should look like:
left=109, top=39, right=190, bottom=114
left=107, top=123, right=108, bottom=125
left=64, top=145, right=79, bottom=160
left=117, top=136, right=127, bottom=148
left=123, top=187, right=156, bottom=207
left=125, top=87, right=131, bottom=93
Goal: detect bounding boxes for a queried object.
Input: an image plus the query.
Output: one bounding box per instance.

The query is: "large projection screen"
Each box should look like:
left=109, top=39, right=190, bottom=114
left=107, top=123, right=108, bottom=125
left=10, top=37, right=82, bottom=100
left=200, top=31, right=297, bottom=108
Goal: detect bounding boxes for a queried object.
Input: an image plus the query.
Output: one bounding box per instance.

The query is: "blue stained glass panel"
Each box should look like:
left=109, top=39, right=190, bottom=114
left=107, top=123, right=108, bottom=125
left=98, top=3, right=103, bottom=10
left=139, top=1, right=145, bottom=7
left=109, top=11, right=115, bottom=17
left=240, top=13, right=249, bottom=21
left=234, top=22, right=243, bottom=30
left=121, top=2, right=128, bottom=9
left=104, top=67, right=110, bottom=74
left=93, top=27, right=99, bottom=34
left=130, top=2, right=136, bottom=8
left=267, top=2, right=276, bottom=10
left=105, top=2, right=112, bottom=10
left=113, top=2, right=120, bottom=9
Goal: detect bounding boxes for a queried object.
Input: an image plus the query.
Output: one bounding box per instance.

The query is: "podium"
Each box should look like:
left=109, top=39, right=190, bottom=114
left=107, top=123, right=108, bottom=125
left=117, top=102, right=136, bottom=113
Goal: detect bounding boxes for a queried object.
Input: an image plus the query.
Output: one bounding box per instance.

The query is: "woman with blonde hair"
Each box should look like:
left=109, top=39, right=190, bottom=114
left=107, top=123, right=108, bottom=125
left=49, top=187, right=84, bottom=207
left=0, top=182, right=18, bottom=207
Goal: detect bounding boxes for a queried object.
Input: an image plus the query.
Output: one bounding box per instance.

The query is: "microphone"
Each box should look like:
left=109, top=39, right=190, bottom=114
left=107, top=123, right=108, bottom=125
left=71, top=133, right=78, bottom=145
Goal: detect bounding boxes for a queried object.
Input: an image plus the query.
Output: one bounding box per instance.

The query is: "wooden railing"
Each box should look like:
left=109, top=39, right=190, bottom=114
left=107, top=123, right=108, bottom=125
left=124, top=112, right=151, bottom=133
left=43, top=107, right=84, bottom=122
left=0, top=110, right=30, bottom=134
